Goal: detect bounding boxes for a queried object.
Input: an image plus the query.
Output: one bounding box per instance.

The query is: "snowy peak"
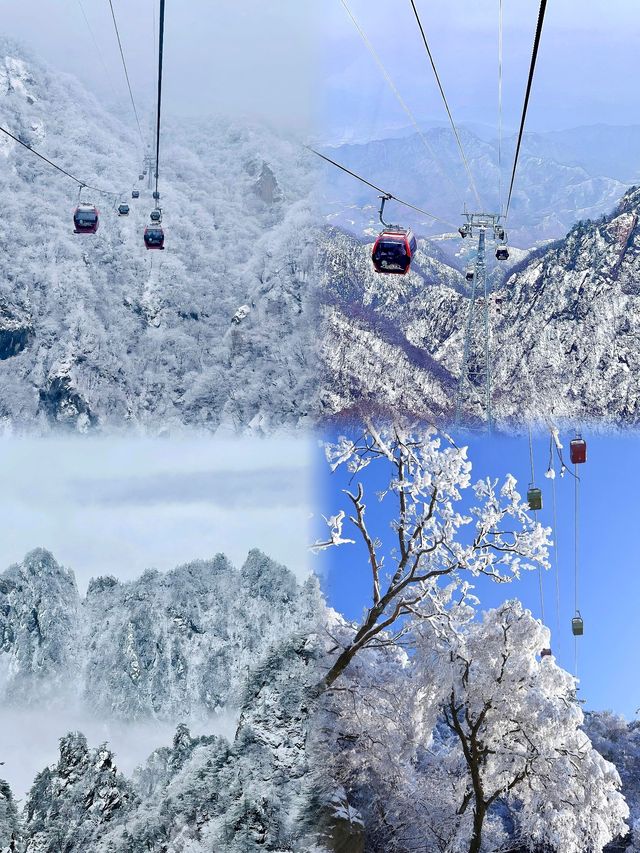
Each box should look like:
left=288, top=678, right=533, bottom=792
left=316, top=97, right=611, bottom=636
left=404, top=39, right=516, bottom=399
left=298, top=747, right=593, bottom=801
left=0, top=54, right=37, bottom=105
left=0, top=549, right=80, bottom=697
left=240, top=549, right=298, bottom=602
left=0, top=549, right=319, bottom=721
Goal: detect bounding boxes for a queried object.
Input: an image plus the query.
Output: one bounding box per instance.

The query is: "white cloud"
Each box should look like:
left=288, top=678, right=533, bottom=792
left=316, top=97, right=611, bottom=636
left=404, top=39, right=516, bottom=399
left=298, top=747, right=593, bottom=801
left=0, top=436, right=313, bottom=589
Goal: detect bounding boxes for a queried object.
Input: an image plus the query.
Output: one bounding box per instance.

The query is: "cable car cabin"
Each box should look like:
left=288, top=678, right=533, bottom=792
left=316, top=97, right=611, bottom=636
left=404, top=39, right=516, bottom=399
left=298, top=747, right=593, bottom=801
left=118, top=204, right=130, bottom=216
left=153, top=191, right=160, bottom=201
left=527, top=485, right=542, bottom=511
left=465, top=268, right=474, bottom=282
left=570, top=437, right=587, bottom=465
left=73, top=204, right=99, bottom=234
left=496, top=246, right=509, bottom=261
left=132, top=190, right=140, bottom=199
left=139, top=174, right=144, bottom=181
left=540, top=648, right=552, bottom=658
left=144, top=225, right=165, bottom=250
left=572, top=614, right=584, bottom=636
left=372, top=229, right=417, bottom=276
left=150, top=209, right=162, bottom=222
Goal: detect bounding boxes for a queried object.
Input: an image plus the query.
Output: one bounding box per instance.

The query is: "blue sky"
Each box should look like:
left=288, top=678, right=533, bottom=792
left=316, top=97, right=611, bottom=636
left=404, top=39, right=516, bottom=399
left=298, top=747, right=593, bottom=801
left=320, top=0, right=640, bottom=141
left=313, top=429, right=640, bottom=720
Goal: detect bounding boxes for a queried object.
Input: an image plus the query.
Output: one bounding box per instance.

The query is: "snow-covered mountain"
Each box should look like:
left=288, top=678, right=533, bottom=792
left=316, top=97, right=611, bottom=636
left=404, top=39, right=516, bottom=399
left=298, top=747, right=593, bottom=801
left=0, top=40, right=319, bottom=434
left=320, top=186, right=640, bottom=429
left=15, top=636, right=322, bottom=853
left=319, top=227, right=464, bottom=420
left=319, top=126, right=630, bottom=247
left=0, top=548, right=319, bottom=720
left=490, top=187, right=640, bottom=427
left=0, top=547, right=341, bottom=853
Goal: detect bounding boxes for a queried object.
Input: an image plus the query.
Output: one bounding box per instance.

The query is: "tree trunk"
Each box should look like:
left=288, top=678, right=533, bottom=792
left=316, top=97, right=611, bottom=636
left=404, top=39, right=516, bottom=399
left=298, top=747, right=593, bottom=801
left=468, top=804, right=485, bottom=853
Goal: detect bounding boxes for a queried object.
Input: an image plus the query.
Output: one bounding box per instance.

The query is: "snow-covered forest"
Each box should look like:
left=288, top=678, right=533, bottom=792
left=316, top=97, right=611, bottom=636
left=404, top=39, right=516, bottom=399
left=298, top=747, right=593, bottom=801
left=1, top=429, right=638, bottom=853
left=319, top=185, right=640, bottom=427
left=0, top=40, right=319, bottom=434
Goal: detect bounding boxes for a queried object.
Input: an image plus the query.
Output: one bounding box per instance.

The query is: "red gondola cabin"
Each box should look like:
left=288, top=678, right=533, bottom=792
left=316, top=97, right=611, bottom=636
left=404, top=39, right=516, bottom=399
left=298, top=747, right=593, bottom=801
left=144, top=225, right=165, bottom=250
left=570, top=437, right=586, bottom=464
left=73, top=204, right=99, bottom=234
left=372, top=228, right=418, bottom=275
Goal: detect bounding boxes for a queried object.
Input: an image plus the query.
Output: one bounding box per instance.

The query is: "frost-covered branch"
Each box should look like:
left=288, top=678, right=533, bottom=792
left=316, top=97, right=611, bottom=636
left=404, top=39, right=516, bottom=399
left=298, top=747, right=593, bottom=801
left=313, top=422, right=551, bottom=693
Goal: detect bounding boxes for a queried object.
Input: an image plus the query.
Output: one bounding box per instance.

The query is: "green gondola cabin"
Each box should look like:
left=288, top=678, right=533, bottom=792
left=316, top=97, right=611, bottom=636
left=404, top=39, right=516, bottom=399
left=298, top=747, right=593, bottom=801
left=527, top=485, right=542, bottom=511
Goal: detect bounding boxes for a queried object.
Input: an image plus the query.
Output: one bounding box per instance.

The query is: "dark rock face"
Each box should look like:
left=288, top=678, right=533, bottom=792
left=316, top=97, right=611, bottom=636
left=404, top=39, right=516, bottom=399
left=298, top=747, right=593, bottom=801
left=315, top=796, right=366, bottom=853
left=0, top=326, right=31, bottom=360
left=38, top=375, right=95, bottom=427
left=254, top=161, right=284, bottom=205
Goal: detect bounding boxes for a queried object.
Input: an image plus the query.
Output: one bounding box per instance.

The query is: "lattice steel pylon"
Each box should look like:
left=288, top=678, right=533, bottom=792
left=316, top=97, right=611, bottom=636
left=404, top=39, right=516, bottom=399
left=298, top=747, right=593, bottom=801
left=455, top=212, right=506, bottom=431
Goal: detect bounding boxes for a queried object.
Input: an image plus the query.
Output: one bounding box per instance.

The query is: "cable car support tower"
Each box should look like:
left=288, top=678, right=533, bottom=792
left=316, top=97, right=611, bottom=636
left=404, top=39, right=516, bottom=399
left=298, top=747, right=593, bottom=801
left=455, top=213, right=505, bottom=431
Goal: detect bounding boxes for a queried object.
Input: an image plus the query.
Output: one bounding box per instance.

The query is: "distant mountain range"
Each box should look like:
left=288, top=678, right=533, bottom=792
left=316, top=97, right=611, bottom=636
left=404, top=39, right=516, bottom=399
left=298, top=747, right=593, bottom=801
left=318, top=123, right=640, bottom=247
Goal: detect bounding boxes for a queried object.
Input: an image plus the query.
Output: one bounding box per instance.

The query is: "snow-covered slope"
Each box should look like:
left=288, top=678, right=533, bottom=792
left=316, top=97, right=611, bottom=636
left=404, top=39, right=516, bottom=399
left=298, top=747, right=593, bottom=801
left=318, top=227, right=464, bottom=420
left=0, top=40, right=319, bottom=434
left=490, top=187, right=640, bottom=427
left=0, top=548, right=320, bottom=721
left=320, top=186, right=640, bottom=430
left=0, top=547, right=335, bottom=853
left=16, top=634, right=324, bottom=853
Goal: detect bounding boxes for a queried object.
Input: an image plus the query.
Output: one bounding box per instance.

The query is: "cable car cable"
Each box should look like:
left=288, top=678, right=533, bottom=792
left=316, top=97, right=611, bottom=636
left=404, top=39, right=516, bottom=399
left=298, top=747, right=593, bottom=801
left=550, top=439, right=561, bottom=651
left=497, top=0, right=504, bottom=216
left=505, top=0, right=548, bottom=220
left=574, top=461, right=579, bottom=624
left=76, top=0, right=118, bottom=101
left=0, top=124, right=118, bottom=197
left=107, top=0, right=145, bottom=146
left=408, top=0, right=482, bottom=210
left=153, top=0, right=166, bottom=203
left=528, top=426, right=545, bottom=624
left=306, top=146, right=457, bottom=230
left=338, top=0, right=465, bottom=209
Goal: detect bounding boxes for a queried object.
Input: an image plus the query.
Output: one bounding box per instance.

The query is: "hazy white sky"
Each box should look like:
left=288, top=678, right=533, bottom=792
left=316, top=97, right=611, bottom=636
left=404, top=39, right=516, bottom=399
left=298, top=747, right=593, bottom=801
left=320, top=0, right=640, bottom=139
left=1, top=0, right=319, bottom=131
left=0, top=436, right=312, bottom=590
left=3, top=1, right=639, bottom=140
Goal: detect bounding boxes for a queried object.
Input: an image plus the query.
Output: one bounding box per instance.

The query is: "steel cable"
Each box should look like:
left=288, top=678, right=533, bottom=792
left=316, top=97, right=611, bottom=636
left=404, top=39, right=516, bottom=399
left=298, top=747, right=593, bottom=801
left=408, top=0, right=482, bottom=209
left=505, top=0, right=549, bottom=220
left=107, top=0, right=145, bottom=146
